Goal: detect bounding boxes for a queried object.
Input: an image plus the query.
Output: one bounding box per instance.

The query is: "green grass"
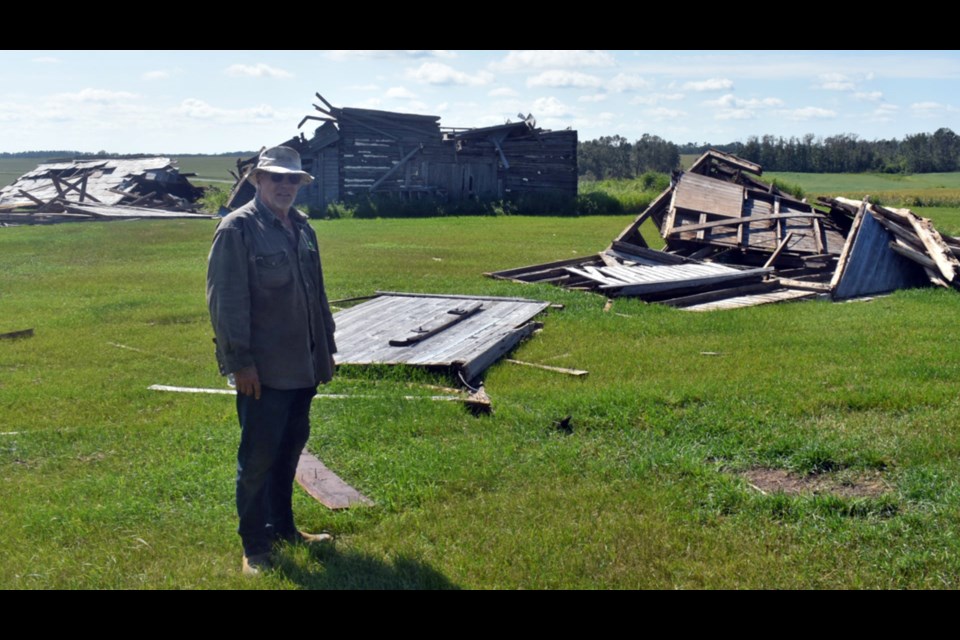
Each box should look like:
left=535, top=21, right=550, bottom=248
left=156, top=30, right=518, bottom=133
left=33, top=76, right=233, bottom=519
left=768, top=171, right=960, bottom=209
left=3, top=213, right=960, bottom=588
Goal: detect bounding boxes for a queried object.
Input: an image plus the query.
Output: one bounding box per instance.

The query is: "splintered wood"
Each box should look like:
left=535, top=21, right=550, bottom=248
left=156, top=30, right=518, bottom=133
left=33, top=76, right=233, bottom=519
left=491, top=150, right=960, bottom=311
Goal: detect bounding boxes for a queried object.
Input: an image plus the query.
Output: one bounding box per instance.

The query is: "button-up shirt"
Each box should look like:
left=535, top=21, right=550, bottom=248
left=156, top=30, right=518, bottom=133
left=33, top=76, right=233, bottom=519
left=206, top=197, right=337, bottom=389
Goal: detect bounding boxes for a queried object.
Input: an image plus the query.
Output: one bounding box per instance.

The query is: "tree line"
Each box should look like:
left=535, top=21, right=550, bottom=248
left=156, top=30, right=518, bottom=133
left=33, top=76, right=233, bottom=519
left=580, top=128, right=960, bottom=177
left=578, top=134, right=680, bottom=179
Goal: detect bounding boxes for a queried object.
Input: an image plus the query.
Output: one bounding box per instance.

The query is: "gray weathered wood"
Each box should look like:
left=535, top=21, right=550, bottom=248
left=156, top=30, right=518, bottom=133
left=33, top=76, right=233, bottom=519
left=296, top=449, right=374, bottom=510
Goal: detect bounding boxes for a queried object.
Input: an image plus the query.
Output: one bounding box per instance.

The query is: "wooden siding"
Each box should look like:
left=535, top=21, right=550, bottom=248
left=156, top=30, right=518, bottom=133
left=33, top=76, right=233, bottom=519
left=332, top=293, right=549, bottom=381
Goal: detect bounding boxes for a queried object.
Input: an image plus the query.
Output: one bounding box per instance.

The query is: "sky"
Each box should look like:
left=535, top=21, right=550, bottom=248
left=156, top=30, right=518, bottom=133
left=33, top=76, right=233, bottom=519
left=1, top=50, right=959, bottom=154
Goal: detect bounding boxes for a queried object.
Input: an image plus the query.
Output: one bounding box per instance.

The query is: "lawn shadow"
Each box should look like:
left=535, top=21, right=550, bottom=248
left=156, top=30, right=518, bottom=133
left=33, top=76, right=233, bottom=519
left=274, top=545, right=460, bottom=590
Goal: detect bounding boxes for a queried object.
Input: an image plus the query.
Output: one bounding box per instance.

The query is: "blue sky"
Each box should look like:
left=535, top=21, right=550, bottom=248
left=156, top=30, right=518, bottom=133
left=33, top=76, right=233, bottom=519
left=2, top=50, right=958, bottom=154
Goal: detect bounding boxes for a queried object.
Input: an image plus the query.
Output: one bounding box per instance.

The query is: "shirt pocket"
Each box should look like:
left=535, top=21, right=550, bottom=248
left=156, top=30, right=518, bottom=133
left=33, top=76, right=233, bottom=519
left=255, top=251, right=293, bottom=289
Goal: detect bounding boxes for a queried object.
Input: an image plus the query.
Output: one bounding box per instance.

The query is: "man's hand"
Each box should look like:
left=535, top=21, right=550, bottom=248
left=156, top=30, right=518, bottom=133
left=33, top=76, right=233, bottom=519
left=234, top=365, right=261, bottom=400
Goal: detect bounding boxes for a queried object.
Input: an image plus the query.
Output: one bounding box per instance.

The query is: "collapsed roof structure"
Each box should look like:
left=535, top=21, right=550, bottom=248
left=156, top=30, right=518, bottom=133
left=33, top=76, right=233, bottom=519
left=226, top=93, right=578, bottom=212
left=490, top=150, right=960, bottom=311
left=0, top=157, right=210, bottom=224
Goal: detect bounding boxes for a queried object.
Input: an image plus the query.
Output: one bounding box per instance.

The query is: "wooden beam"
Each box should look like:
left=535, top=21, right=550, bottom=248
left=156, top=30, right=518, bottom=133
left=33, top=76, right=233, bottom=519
left=388, top=301, right=483, bottom=347
left=369, top=144, right=424, bottom=192
left=829, top=200, right=868, bottom=291
left=0, top=328, right=33, bottom=340
left=763, top=232, right=795, bottom=269
left=296, top=449, right=374, bottom=510
left=505, top=359, right=588, bottom=377
left=667, top=212, right=823, bottom=235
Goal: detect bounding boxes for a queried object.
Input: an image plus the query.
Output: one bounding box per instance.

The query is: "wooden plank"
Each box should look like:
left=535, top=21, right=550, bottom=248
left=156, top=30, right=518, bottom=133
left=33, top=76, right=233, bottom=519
left=505, top=359, right=587, bottom=376
left=682, top=288, right=816, bottom=312
left=606, top=267, right=773, bottom=296
left=374, top=291, right=546, bottom=304
left=0, top=328, right=33, bottom=340
left=296, top=449, right=374, bottom=510
left=673, top=172, right=745, bottom=218
left=763, top=232, right=794, bottom=269
left=889, top=241, right=938, bottom=270
left=459, top=321, right=540, bottom=382
left=369, top=144, right=424, bottom=192
left=658, top=281, right=780, bottom=308
left=388, top=301, right=483, bottom=346
left=830, top=200, right=868, bottom=291
left=610, top=241, right=691, bottom=264
left=667, top=212, right=823, bottom=235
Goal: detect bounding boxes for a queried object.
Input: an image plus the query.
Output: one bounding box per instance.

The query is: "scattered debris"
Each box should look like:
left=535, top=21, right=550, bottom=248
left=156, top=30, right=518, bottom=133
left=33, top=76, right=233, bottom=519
left=226, top=92, right=577, bottom=211
left=148, top=384, right=464, bottom=403
left=296, top=449, right=374, bottom=509
left=0, top=158, right=210, bottom=225
left=491, top=150, right=960, bottom=310
left=738, top=467, right=890, bottom=499
left=0, top=328, right=33, bottom=340
left=332, top=292, right=550, bottom=383
left=505, top=359, right=588, bottom=377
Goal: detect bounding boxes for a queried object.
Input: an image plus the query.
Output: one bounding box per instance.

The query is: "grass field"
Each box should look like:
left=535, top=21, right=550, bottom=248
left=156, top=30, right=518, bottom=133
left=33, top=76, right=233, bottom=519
left=3, top=212, right=960, bottom=589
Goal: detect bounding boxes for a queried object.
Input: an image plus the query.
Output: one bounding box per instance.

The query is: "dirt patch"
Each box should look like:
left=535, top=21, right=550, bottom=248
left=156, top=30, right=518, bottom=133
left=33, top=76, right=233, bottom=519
left=739, top=467, right=890, bottom=499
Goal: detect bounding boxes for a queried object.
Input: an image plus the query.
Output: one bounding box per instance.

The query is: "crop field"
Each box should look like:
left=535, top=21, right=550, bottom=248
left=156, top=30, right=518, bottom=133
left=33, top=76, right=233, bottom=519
left=2, top=211, right=960, bottom=589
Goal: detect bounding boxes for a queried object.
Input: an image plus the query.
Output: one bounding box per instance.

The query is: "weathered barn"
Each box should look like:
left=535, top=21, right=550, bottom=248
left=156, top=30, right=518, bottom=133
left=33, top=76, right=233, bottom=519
left=227, top=93, right=578, bottom=212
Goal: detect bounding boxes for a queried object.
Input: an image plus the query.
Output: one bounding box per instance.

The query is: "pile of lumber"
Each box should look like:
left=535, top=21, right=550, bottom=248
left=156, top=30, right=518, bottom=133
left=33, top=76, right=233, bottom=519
left=491, top=150, right=960, bottom=311
left=0, top=158, right=207, bottom=225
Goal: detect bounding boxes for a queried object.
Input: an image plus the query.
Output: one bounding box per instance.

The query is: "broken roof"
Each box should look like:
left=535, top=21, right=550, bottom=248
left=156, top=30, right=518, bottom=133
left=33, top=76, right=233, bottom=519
left=491, top=150, right=960, bottom=311
left=331, top=292, right=550, bottom=382
left=0, top=157, right=203, bottom=215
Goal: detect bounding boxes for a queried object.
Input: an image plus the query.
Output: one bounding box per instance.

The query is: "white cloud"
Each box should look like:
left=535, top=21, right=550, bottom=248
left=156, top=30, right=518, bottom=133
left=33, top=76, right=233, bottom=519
left=646, top=107, right=686, bottom=120
left=348, top=84, right=380, bottom=91
left=385, top=86, right=417, bottom=99
left=597, top=112, right=615, bottom=123
left=492, top=50, right=615, bottom=71
left=225, top=63, right=293, bottom=79
left=607, top=73, right=651, bottom=92
left=527, top=70, right=603, bottom=89
left=629, top=93, right=685, bottom=106
left=911, top=101, right=959, bottom=115
left=579, top=93, right=608, bottom=103
left=407, top=62, right=493, bottom=86
left=328, top=50, right=453, bottom=61
left=784, top=106, right=837, bottom=120
left=58, top=88, right=140, bottom=103
left=870, top=103, right=899, bottom=121
left=683, top=78, right=733, bottom=91
left=704, top=94, right=783, bottom=109
left=854, top=91, right=883, bottom=101
left=715, top=108, right=756, bottom=121
left=435, top=102, right=449, bottom=112
left=531, top=96, right=573, bottom=118
left=488, top=87, right=519, bottom=97
left=817, top=73, right=855, bottom=91
left=32, top=56, right=60, bottom=64
left=174, top=99, right=284, bottom=123
left=142, top=70, right=170, bottom=80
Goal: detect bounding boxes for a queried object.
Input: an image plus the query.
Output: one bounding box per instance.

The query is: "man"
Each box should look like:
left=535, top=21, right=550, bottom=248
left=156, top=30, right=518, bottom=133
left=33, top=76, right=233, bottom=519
left=206, top=146, right=337, bottom=575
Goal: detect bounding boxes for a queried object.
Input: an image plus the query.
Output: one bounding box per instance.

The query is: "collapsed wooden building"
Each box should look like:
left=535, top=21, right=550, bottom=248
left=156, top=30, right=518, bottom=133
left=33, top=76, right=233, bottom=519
left=490, top=150, right=960, bottom=311
left=227, top=93, right=578, bottom=212
left=0, top=157, right=210, bottom=224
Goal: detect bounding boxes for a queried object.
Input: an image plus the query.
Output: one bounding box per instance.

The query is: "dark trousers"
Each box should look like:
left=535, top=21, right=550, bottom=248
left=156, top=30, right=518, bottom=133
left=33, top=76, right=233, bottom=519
left=235, top=386, right=316, bottom=556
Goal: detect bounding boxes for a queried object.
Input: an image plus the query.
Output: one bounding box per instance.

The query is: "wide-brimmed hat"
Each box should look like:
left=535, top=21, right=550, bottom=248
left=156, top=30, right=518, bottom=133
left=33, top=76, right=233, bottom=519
left=246, top=146, right=314, bottom=185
